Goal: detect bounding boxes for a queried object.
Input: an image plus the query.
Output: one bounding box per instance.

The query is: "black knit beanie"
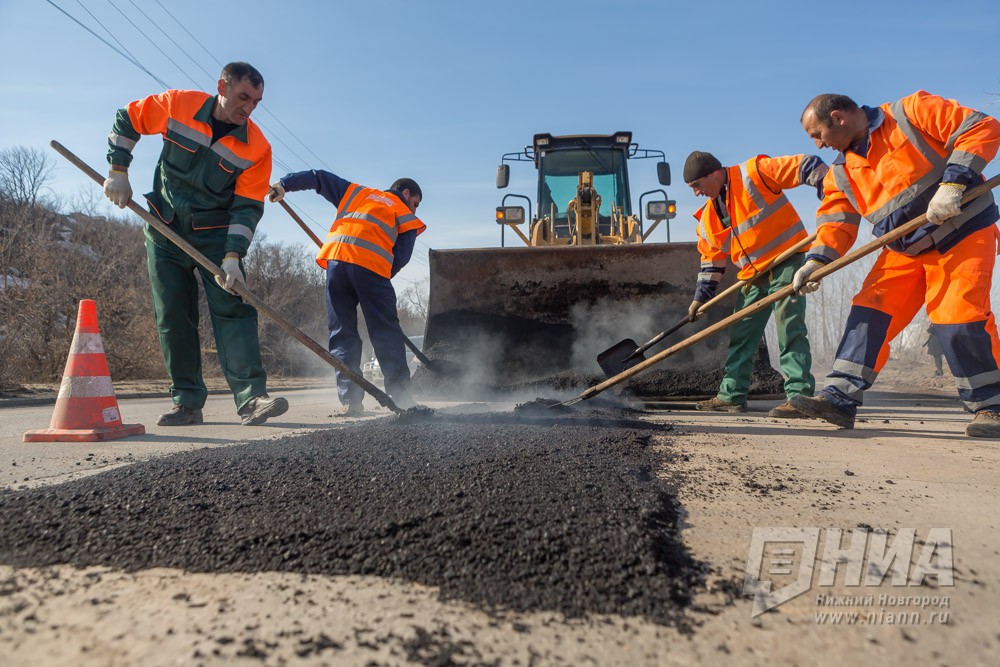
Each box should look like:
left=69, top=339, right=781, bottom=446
left=683, top=151, right=723, bottom=182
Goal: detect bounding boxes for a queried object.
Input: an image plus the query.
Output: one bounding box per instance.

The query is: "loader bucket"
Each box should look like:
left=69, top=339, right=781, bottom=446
left=418, top=243, right=784, bottom=400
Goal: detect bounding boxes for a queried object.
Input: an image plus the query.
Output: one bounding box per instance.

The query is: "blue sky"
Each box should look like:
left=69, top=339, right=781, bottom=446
left=2, top=0, right=999, bottom=288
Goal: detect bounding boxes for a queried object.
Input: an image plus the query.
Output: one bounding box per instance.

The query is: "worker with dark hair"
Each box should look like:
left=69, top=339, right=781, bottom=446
left=269, top=171, right=425, bottom=414
left=792, top=90, right=1000, bottom=437
left=684, top=150, right=827, bottom=417
left=103, top=61, right=288, bottom=427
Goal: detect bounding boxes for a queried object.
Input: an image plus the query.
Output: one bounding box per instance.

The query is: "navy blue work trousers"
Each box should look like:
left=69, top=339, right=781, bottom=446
left=326, top=261, right=410, bottom=405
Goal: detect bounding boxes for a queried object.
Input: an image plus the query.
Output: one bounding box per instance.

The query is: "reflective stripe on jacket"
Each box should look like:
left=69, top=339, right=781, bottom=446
left=694, top=155, right=815, bottom=283
left=316, top=183, right=426, bottom=278
left=810, top=90, right=1000, bottom=263
left=107, top=89, right=272, bottom=257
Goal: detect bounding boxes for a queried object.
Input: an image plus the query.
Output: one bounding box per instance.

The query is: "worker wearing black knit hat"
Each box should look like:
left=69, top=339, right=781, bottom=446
left=684, top=149, right=827, bottom=418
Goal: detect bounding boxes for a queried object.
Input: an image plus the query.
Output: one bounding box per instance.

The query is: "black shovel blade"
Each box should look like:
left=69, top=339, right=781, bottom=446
left=597, top=338, right=646, bottom=378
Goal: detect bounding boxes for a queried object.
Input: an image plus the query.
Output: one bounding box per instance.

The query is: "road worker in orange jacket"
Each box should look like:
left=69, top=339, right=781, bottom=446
left=269, top=172, right=425, bottom=414
left=103, top=62, right=288, bottom=427
left=791, top=91, right=1000, bottom=437
left=686, top=151, right=827, bottom=416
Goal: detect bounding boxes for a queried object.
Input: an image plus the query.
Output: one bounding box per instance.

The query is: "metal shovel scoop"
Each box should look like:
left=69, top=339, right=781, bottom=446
left=597, top=315, right=690, bottom=377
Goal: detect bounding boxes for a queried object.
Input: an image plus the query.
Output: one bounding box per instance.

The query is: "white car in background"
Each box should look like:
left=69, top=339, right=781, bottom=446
left=363, top=336, right=424, bottom=386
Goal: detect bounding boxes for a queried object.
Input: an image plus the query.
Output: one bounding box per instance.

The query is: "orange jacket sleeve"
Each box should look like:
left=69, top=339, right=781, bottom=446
left=900, top=90, right=1000, bottom=179
left=756, top=154, right=829, bottom=196
left=807, top=169, right=862, bottom=264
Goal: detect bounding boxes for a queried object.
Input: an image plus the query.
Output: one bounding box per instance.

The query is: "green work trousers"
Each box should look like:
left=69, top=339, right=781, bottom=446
left=716, top=253, right=815, bottom=404
left=145, top=231, right=266, bottom=411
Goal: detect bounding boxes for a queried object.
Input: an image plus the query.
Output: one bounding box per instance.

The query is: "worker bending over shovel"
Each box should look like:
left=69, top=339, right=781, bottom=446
left=103, top=62, right=288, bottom=427
left=269, top=171, right=425, bottom=415
left=792, top=91, right=1000, bottom=437
left=685, top=151, right=828, bottom=417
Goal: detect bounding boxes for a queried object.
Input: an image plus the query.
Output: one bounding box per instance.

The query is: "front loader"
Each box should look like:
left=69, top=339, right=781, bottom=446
left=419, top=132, right=784, bottom=399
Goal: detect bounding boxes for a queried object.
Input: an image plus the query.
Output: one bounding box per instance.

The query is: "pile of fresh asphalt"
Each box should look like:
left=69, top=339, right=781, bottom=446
left=0, top=405, right=704, bottom=628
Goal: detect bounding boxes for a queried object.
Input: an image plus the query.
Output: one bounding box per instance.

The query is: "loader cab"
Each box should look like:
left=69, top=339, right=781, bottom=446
left=496, top=131, right=675, bottom=246
left=537, top=136, right=629, bottom=239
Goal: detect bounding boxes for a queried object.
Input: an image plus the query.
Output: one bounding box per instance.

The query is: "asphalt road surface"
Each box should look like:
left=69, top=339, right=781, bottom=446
left=1, top=389, right=997, bottom=666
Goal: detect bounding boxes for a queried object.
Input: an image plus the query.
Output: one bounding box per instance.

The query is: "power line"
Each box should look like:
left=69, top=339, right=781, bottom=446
left=44, top=0, right=171, bottom=89
left=153, top=0, right=223, bottom=69
left=74, top=0, right=144, bottom=72
left=106, top=0, right=200, bottom=89
left=255, top=106, right=335, bottom=172
left=53, top=1, right=313, bottom=178
left=149, top=0, right=335, bottom=174
left=126, top=0, right=218, bottom=84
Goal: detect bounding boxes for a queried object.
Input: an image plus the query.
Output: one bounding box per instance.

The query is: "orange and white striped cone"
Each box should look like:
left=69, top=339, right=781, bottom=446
left=23, top=299, right=145, bottom=442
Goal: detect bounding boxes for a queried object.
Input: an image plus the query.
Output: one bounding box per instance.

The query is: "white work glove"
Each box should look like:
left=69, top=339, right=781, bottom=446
left=268, top=181, right=285, bottom=202
left=215, top=256, right=245, bottom=293
left=687, top=300, right=704, bottom=322
left=103, top=168, right=132, bottom=208
left=926, top=183, right=965, bottom=225
left=793, top=259, right=825, bottom=294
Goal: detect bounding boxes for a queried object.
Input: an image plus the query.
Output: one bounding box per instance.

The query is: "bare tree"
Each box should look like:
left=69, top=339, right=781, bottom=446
left=397, top=278, right=429, bottom=335
left=0, top=146, right=54, bottom=208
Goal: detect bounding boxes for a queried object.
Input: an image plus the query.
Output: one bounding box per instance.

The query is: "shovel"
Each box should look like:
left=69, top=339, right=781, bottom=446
left=596, top=232, right=817, bottom=377
left=561, top=172, right=1000, bottom=407
left=51, top=141, right=410, bottom=415
left=276, top=198, right=450, bottom=375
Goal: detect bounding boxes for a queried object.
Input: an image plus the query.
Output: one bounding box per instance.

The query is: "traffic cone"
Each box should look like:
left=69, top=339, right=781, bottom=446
left=23, top=299, right=145, bottom=442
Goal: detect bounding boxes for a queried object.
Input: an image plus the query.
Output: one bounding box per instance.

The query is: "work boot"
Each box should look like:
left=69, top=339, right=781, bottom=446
left=966, top=410, right=1000, bottom=438
left=343, top=402, right=364, bottom=417
left=156, top=405, right=203, bottom=426
left=789, top=395, right=854, bottom=429
left=238, top=395, right=289, bottom=426
left=768, top=401, right=810, bottom=418
left=696, top=396, right=747, bottom=413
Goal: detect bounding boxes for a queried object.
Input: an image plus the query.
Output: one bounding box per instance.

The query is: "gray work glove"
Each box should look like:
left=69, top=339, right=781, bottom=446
left=268, top=181, right=285, bottom=202
left=792, top=259, right=824, bottom=294
left=215, top=256, right=245, bottom=293
left=687, top=300, right=704, bottom=322
left=926, top=183, right=965, bottom=224
left=103, top=168, right=132, bottom=208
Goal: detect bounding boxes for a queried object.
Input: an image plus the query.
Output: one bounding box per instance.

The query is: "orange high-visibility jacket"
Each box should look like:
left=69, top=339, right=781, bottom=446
left=316, top=184, right=426, bottom=278
left=108, top=89, right=272, bottom=257
left=810, top=90, right=1000, bottom=263
left=694, top=155, right=820, bottom=283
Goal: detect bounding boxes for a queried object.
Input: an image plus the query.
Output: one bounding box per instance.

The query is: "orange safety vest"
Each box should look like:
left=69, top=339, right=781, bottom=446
left=694, top=156, right=808, bottom=281
left=812, top=90, right=1000, bottom=262
left=316, top=183, right=426, bottom=278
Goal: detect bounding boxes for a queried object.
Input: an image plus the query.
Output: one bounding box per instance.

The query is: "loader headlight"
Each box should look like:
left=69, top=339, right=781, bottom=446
left=496, top=206, right=525, bottom=224
left=646, top=199, right=677, bottom=221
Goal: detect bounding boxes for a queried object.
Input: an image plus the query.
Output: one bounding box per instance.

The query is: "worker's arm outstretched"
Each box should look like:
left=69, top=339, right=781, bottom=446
left=273, top=169, right=352, bottom=207
left=756, top=154, right=829, bottom=200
